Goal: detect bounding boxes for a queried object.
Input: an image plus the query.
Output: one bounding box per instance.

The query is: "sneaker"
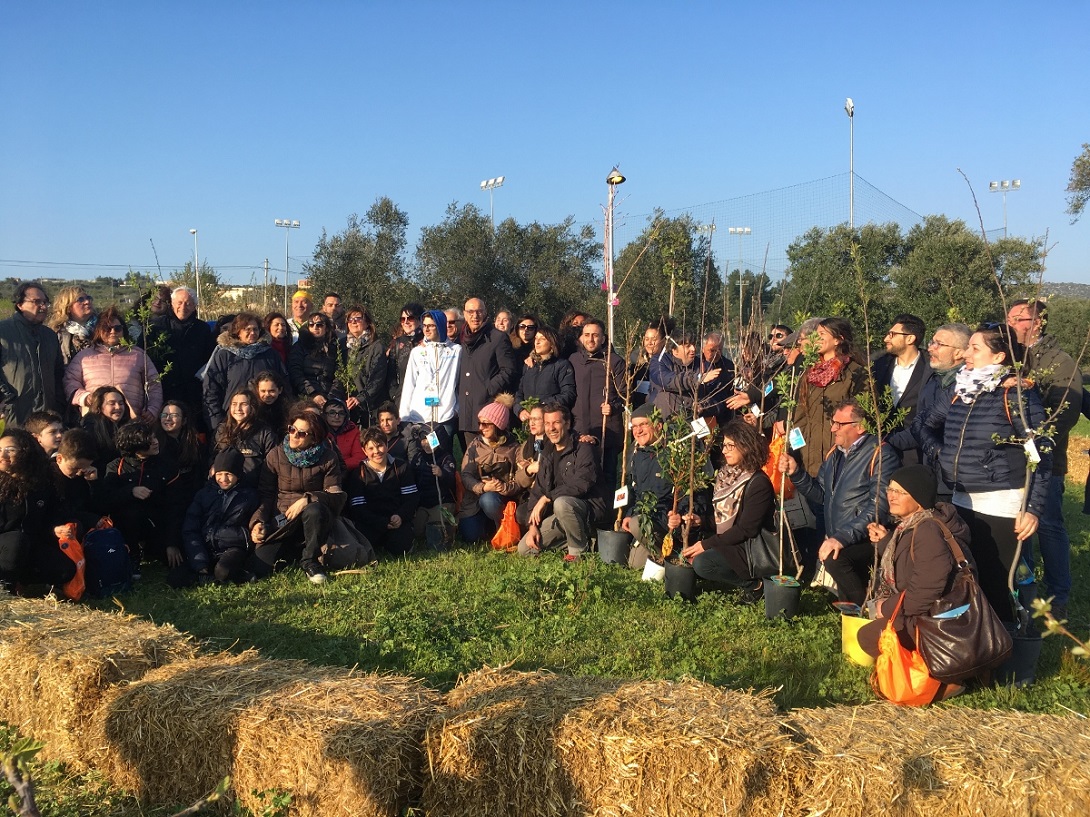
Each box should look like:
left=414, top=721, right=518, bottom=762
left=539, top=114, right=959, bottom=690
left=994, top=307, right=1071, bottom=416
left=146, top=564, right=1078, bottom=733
left=738, top=580, right=764, bottom=606
left=303, top=564, right=329, bottom=585
left=563, top=553, right=580, bottom=564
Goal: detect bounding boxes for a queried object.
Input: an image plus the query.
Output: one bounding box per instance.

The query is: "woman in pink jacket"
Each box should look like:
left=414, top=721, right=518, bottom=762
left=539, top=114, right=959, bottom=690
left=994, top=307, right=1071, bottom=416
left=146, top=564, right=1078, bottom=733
left=64, top=306, right=164, bottom=423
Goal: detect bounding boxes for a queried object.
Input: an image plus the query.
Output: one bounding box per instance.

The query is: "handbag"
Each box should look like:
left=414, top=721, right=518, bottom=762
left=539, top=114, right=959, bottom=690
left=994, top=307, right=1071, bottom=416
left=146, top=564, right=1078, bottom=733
left=744, top=528, right=781, bottom=579
left=914, top=519, right=1013, bottom=683
left=871, top=592, right=943, bottom=706
left=490, top=501, right=521, bottom=552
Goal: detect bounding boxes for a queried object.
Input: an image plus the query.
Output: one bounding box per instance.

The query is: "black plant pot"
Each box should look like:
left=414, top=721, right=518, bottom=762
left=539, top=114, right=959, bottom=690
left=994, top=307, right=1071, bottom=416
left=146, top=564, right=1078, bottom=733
left=664, top=560, right=699, bottom=601
left=597, top=529, right=633, bottom=566
left=996, top=622, right=1043, bottom=688
left=765, top=575, right=801, bottom=620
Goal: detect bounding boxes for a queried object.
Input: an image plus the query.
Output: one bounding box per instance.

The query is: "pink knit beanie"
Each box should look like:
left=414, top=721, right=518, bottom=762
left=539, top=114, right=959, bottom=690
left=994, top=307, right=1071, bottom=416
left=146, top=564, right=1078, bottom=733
left=477, top=401, right=511, bottom=431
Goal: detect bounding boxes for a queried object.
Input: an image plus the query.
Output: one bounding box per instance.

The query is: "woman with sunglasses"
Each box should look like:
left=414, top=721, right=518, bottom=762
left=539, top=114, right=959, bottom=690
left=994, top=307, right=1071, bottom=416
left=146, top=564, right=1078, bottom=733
left=510, top=313, right=539, bottom=353
left=680, top=420, right=774, bottom=603
left=65, top=305, right=163, bottom=424
left=289, top=312, right=340, bottom=408
left=202, top=312, right=286, bottom=432
left=322, top=397, right=364, bottom=472
left=342, top=305, right=389, bottom=428
left=49, top=286, right=97, bottom=365
left=916, top=323, right=1051, bottom=623
left=387, top=302, right=424, bottom=408
left=249, top=407, right=342, bottom=584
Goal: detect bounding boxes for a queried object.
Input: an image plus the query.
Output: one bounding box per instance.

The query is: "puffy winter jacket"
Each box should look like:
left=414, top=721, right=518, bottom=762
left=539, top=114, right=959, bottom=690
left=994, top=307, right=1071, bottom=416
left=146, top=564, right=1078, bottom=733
left=182, top=483, right=259, bottom=571
left=65, top=344, right=163, bottom=420
left=202, top=333, right=287, bottom=430
left=458, top=434, right=521, bottom=519
left=526, top=432, right=608, bottom=527
left=515, top=355, right=576, bottom=415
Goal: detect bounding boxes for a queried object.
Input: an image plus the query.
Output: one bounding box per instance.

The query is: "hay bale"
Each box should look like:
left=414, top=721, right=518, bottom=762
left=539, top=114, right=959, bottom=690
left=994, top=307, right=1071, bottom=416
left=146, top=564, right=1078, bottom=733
left=785, top=704, right=1090, bottom=817
left=89, top=651, right=442, bottom=816
left=423, top=666, right=801, bottom=817
left=0, top=595, right=196, bottom=768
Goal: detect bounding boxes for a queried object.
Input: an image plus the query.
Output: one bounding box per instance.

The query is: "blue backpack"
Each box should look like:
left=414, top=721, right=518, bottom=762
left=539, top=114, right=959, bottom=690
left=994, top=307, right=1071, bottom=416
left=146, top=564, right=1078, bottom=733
left=83, top=526, right=133, bottom=598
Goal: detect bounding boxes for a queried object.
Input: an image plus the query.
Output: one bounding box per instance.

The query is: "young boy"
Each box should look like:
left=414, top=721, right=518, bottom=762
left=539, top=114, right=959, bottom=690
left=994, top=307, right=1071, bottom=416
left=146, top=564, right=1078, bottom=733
left=173, top=449, right=258, bottom=587
left=100, top=422, right=179, bottom=574
left=51, top=428, right=103, bottom=538
left=409, top=424, right=456, bottom=549
left=25, top=410, right=65, bottom=459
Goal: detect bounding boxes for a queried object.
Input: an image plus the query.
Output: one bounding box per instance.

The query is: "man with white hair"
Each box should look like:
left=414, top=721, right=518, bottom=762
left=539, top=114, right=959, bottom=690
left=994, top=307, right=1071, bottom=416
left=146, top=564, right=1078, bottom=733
left=147, top=285, right=214, bottom=421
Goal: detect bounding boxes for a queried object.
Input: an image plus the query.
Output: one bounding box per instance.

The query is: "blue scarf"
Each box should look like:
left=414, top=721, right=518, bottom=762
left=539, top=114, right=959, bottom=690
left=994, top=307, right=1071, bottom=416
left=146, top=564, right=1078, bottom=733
left=282, top=437, right=325, bottom=468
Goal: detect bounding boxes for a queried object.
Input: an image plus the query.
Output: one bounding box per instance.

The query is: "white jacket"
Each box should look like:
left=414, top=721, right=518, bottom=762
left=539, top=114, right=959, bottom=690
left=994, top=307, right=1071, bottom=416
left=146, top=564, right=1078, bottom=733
left=399, top=341, right=462, bottom=424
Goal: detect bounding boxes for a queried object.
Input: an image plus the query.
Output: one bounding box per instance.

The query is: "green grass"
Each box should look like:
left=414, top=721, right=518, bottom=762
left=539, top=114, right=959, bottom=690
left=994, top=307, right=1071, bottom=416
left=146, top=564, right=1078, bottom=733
left=4, top=474, right=1089, bottom=814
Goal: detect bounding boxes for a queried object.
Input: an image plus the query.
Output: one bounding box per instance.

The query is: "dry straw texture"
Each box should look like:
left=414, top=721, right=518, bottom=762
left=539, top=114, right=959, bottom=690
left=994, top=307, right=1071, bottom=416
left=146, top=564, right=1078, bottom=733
left=785, top=704, right=1090, bottom=817
left=88, top=650, right=443, bottom=816
left=0, top=594, right=196, bottom=769
left=423, top=666, right=804, bottom=817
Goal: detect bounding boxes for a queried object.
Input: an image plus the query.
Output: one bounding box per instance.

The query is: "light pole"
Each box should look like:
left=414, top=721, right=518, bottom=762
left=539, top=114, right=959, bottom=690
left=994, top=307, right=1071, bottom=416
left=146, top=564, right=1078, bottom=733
left=988, top=179, right=1021, bottom=237
left=604, top=167, right=625, bottom=343
left=845, top=97, right=854, bottom=229
left=188, top=229, right=200, bottom=309
left=728, top=226, right=751, bottom=336
left=695, top=221, right=719, bottom=330
left=274, top=219, right=300, bottom=313
left=479, top=176, right=505, bottom=233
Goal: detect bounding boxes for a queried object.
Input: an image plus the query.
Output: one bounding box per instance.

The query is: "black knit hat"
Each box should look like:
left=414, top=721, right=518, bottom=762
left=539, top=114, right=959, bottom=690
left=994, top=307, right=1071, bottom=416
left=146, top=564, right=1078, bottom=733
left=212, top=448, right=245, bottom=478
left=889, top=464, right=937, bottom=510
left=631, top=403, right=657, bottom=421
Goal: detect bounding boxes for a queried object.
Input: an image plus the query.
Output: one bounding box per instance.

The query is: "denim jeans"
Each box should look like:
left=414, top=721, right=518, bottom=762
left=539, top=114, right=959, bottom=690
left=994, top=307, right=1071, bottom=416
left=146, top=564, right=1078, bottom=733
left=1023, top=475, right=1071, bottom=606
left=458, top=491, right=506, bottom=542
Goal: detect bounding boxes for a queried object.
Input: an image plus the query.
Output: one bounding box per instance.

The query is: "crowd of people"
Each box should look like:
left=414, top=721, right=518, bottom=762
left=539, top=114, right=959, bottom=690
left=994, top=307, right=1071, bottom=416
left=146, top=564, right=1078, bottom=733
left=0, top=279, right=1086, bottom=659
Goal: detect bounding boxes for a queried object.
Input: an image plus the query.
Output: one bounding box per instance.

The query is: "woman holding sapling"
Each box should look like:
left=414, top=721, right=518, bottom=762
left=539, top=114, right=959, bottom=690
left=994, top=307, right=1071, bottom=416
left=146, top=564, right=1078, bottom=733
left=916, top=323, right=1051, bottom=622
left=679, top=419, right=775, bottom=604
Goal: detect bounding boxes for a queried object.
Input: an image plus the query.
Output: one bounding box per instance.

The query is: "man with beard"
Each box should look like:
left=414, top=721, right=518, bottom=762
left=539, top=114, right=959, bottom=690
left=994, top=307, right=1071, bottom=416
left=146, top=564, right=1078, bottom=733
left=871, top=313, right=932, bottom=465
left=910, top=322, right=970, bottom=502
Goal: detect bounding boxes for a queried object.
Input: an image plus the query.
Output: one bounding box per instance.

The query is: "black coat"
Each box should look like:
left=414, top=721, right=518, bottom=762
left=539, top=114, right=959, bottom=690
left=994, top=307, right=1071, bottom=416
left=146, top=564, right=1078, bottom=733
left=182, top=483, right=259, bottom=571
left=568, top=345, right=626, bottom=444
left=288, top=334, right=339, bottom=401
left=871, top=351, right=934, bottom=464
left=458, top=326, right=518, bottom=433
left=202, top=334, right=288, bottom=430
left=347, top=457, right=420, bottom=532
left=146, top=314, right=215, bottom=416
left=515, top=355, right=576, bottom=415
left=527, top=432, right=608, bottom=527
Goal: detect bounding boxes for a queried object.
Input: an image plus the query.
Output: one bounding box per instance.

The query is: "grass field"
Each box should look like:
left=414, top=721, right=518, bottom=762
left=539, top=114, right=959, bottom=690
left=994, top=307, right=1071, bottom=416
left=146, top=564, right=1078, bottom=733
left=3, top=431, right=1089, bottom=815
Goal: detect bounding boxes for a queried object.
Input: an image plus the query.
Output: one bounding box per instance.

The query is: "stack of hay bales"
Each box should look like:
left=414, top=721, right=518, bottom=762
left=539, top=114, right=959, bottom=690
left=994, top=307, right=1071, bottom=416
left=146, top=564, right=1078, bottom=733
left=785, top=704, right=1090, bottom=816
left=423, top=666, right=804, bottom=817
left=0, top=595, right=197, bottom=769
left=89, top=650, right=443, bottom=817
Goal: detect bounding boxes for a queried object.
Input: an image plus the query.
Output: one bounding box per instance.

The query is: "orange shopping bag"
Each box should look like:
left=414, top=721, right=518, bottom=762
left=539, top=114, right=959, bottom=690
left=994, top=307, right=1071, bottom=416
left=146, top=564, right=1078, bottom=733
left=763, top=430, right=796, bottom=499
left=871, top=592, right=942, bottom=706
left=57, top=523, right=86, bottom=601
left=490, top=501, right=521, bottom=552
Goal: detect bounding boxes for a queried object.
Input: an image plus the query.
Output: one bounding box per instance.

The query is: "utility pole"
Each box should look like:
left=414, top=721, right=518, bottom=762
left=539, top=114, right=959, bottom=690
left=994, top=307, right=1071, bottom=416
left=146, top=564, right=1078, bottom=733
left=263, top=258, right=269, bottom=311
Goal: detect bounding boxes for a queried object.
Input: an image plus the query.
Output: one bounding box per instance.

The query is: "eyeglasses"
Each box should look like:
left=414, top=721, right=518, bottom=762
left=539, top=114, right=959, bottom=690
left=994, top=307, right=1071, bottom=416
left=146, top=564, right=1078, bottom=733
left=347, top=316, right=364, bottom=324
left=104, top=325, right=124, bottom=333
left=830, top=419, right=861, bottom=429
left=887, top=486, right=911, bottom=497
left=721, top=441, right=737, bottom=451
left=23, top=299, right=50, bottom=308
left=288, top=427, right=311, bottom=438
left=518, top=323, right=537, bottom=331
left=1009, top=317, right=1034, bottom=324
left=885, top=331, right=912, bottom=338
left=928, top=338, right=956, bottom=349
left=75, top=295, right=93, bottom=303
left=324, top=408, right=347, bottom=416
left=422, top=322, right=437, bottom=329
left=160, top=412, right=183, bottom=420
left=400, top=316, right=417, bottom=323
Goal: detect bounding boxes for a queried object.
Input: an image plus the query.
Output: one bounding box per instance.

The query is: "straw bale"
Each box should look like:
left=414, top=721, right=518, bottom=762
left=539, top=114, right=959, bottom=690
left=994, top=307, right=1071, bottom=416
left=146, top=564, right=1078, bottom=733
left=0, top=595, right=196, bottom=768
left=785, top=703, right=1090, bottom=817
left=423, top=666, right=802, bottom=817
left=89, top=650, right=442, bottom=816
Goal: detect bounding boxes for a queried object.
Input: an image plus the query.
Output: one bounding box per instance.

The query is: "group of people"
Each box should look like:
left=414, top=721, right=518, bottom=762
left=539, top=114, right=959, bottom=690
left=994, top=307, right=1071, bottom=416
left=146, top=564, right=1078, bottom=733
left=0, top=279, right=1085, bottom=661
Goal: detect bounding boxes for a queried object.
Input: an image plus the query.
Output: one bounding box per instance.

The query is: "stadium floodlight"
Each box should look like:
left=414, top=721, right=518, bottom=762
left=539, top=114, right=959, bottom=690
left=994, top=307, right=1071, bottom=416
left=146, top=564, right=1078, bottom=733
left=480, top=176, right=506, bottom=232
left=989, top=179, right=1021, bottom=237
left=274, top=218, right=301, bottom=312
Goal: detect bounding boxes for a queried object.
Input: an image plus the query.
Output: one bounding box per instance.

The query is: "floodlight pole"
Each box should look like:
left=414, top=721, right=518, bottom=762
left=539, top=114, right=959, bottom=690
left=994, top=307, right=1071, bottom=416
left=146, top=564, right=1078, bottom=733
left=989, top=179, right=1021, bottom=238
left=845, top=97, right=854, bottom=229
left=728, top=227, right=751, bottom=338
left=275, top=219, right=300, bottom=313
left=188, top=229, right=200, bottom=309
left=604, top=167, right=625, bottom=343
left=480, top=176, right=505, bottom=233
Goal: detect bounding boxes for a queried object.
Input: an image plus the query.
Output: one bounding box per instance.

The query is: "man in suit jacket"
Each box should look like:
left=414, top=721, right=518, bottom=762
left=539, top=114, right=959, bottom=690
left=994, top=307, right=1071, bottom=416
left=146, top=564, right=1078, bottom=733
left=871, top=313, right=932, bottom=466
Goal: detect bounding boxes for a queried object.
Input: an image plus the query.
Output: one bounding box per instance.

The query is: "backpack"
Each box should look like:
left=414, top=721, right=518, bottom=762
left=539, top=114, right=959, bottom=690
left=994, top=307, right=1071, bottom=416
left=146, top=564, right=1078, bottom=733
left=83, top=524, right=133, bottom=598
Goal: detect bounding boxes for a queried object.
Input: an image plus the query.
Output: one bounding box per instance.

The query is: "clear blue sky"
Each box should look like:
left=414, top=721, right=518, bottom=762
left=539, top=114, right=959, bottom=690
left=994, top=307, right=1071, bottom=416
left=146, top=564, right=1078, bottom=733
left=2, top=2, right=1087, bottom=289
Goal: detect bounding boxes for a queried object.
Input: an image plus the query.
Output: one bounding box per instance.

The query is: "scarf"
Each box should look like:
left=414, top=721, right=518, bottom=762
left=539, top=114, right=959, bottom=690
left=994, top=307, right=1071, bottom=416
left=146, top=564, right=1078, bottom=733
left=936, top=363, right=963, bottom=389
left=529, top=350, right=553, bottom=366
left=64, top=316, right=97, bottom=340
left=226, top=339, right=272, bottom=360
left=806, top=354, right=847, bottom=388
left=953, top=363, right=1007, bottom=404
left=711, top=466, right=754, bottom=534
left=282, top=437, right=325, bottom=468
left=877, top=508, right=934, bottom=599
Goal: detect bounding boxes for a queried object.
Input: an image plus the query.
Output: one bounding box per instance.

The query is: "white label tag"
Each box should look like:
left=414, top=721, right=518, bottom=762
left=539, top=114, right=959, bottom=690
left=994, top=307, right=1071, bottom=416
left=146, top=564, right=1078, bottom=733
left=691, top=417, right=711, bottom=439
left=788, top=427, right=806, bottom=449
left=426, top=431, right=441, bottom=450
left=750, top=404, right=763, bottom=417
left=764, top=381, right=774, bottom=396
left=1024, top=438, right=1041, bottom=464
left=613, top=486, right=629, bottom=509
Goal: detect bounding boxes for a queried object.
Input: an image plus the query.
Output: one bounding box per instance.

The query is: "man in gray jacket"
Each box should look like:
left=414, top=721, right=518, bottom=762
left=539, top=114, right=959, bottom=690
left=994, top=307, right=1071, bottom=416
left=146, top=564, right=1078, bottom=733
left=0, top=282, right=63, bottom=426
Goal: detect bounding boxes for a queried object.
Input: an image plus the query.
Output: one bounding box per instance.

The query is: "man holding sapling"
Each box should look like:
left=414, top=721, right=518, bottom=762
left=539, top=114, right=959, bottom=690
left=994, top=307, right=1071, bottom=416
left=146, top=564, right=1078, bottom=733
left=910, top=322, right=970, bottom=502
left=779, top=397, right=900, bottom=607
left=1006, top=299, right=1081, bottom=622
left=568, top=318, right=626, bottom=492
left=871, top=314, right=932, bottom=466
left=620, top=404, right=675, bottom=569
left=517, top=403, right=608, bottom=562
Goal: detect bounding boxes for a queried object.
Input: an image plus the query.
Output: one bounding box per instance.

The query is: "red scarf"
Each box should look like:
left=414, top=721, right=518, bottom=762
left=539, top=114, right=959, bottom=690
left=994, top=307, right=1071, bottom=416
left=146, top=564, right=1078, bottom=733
left=806, top=354, right=847, bottom=388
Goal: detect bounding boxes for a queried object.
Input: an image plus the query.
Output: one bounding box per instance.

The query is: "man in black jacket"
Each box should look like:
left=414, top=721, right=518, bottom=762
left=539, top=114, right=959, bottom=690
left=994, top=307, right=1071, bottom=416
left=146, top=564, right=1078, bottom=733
left=146, top=287, right=215, bottom=424
left=0, top=282, right=64, bottom=426
left=457, top=297, right=517, bottom=449
left=871, top=313, right=932, bottom=466
left=517, top=404, right=607, bottom=561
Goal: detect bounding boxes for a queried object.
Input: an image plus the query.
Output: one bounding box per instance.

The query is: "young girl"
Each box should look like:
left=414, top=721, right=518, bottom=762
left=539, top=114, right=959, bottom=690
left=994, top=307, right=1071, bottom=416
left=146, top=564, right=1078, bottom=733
left=213, top=389, right=278, bottom=491
left=323, top=398, right=363, bottom=472
left=251, top=370, right=290, bottom=436
left=81, top=386, right=130, bottom=472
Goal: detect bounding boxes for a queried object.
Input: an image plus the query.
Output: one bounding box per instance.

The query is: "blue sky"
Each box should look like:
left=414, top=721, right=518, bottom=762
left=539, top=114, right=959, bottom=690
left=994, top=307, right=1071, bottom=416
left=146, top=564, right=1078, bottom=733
left=2, top=2, right=1088, bottom=289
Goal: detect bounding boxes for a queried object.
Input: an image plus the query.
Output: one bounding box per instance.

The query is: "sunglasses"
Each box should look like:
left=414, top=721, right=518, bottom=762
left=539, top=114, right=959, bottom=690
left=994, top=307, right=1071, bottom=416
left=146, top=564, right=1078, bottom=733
left=75, top=295, right=94, bottom=303
left=308, top=321, right=326, bottom=329
left=400, top=316, right=417, bottom=323
left=104, top=325, right=124, bottom=333
left=288, top=427, right=311, bottom=438
left=769, top=332, right=786, bottom=340
left=347, top=316, right=365, bottom=324
left=518, top=323, right=537, bottom=331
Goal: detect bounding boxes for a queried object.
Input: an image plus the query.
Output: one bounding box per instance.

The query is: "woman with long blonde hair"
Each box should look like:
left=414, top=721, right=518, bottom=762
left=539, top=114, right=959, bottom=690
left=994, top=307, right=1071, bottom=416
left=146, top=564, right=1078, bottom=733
left=49, top=285, right=98, bottom=365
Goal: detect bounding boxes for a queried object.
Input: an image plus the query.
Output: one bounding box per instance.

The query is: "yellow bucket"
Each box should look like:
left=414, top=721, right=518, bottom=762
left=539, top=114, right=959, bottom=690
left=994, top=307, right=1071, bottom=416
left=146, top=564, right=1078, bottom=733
left=841, top=613, right=876, bottom=667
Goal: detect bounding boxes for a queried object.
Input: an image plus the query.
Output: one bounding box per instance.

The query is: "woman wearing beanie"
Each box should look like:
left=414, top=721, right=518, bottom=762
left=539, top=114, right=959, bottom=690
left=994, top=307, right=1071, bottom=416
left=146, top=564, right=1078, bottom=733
left=399, top=309, right=461, bottom=445
left=458, top=395, right=521, bottom=542
left=854, top=464, right=976, bottom=683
